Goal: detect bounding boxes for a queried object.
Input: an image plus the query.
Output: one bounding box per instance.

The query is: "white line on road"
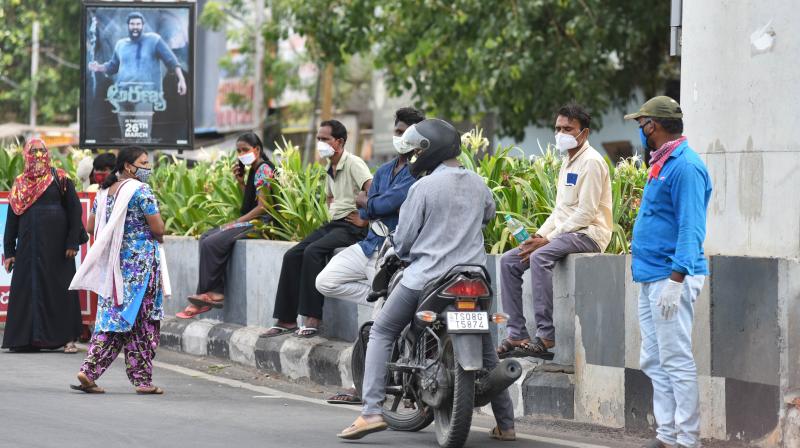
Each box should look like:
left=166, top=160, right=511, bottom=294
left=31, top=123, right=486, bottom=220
left=153, top=360, right=611, bottom=448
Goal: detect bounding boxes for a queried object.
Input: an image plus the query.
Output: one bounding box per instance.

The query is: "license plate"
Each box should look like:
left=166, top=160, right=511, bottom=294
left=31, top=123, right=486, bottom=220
left=447, top=312, right=489, bottom=333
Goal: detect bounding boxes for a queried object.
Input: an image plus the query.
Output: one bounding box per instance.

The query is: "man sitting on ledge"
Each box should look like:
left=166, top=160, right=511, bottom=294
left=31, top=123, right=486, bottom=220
left=496, top=103, right=612, bottom=359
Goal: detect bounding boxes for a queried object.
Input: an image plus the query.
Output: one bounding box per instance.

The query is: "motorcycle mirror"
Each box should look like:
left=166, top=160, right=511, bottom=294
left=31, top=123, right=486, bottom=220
left=370, top=220, right=390, bottom=238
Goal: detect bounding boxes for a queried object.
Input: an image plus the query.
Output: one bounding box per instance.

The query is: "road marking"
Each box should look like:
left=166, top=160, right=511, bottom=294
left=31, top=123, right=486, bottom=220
left=154, top=360, right=611, bottom=448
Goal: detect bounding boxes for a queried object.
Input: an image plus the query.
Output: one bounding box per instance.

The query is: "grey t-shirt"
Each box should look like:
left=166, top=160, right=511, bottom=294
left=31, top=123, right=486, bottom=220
left=393, top=164, right=495, bottom=290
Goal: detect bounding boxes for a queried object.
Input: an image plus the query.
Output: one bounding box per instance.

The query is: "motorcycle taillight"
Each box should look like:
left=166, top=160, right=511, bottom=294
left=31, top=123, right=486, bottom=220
left=443, top=277, right=490, bottom=298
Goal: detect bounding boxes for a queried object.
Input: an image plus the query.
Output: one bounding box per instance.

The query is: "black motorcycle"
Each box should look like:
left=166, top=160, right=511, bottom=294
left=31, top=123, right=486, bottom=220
left=351, top=223, right=522, bottom=448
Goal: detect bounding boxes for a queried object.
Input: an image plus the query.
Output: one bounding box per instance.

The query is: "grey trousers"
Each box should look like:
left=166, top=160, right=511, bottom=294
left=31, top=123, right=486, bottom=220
left=362, top=283, right=516, bottom=430
left=499, top=232, right=599, bottom=342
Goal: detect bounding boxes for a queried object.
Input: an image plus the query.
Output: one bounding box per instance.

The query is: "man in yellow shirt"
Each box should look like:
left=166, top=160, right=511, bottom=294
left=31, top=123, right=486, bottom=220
left=497, top=103, right=612, bottom=359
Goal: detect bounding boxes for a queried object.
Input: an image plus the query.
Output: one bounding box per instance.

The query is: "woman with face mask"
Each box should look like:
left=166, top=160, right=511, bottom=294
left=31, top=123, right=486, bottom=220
left=70, top=146, right=169, bottom=394
left=2, top=138, right=84, bottom=354
left=177, top=132, right=276, bottom=318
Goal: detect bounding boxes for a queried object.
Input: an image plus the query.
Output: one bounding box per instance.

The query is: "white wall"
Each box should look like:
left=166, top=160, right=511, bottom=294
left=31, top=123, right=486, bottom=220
left=682, top=0, right=800, bottom=258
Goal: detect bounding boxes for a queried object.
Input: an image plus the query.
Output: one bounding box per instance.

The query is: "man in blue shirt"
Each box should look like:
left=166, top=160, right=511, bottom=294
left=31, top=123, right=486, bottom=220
left=316, top=107, right=423, bottom=404
left=89, top=12, right=187, bottom=141
left=625, top=96, right=712, bottom=448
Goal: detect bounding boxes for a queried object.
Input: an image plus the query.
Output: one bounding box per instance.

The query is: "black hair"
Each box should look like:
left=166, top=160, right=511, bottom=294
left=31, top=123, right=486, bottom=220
left=653, top=118, right=684, bottom=135
left=93, top=153, right=116, bottom=171
left=101, top=146, right=147, bottom=189
left=236, top=132, right=275, bottom=171
left=127, top=12, right=145, bottom=24
left=319, top=119, right=347, bottom=143
left=556, top=102, right=591, bottom=130
left=394, top=107, right=425, bottom=127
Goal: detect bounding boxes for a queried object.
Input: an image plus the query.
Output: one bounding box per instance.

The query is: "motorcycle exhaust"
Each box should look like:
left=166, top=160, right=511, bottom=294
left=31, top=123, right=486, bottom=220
left=474, top=359, right=523, bottom=407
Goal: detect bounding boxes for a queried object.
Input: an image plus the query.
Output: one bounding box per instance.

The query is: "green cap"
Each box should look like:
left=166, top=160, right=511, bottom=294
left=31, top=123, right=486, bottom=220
left=624, top=96, right=683, bottom=120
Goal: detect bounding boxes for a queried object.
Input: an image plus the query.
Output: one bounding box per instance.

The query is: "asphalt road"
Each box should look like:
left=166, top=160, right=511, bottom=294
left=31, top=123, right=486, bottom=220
left=0, top=347, right=620, bottom=448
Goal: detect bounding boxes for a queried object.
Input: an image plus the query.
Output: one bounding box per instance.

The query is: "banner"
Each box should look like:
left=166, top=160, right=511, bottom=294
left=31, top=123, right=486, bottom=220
left=0, top=193, right=98, bottom=325
left=80, top=1, right=195, bottom=149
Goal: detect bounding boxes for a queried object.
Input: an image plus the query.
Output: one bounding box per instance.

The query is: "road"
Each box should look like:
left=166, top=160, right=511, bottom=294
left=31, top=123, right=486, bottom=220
left=0, top=347, right=624, bottom=448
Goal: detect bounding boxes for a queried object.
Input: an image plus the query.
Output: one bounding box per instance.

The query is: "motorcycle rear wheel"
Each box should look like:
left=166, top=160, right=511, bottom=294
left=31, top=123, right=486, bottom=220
left=434, top=338, right=475, bottom=448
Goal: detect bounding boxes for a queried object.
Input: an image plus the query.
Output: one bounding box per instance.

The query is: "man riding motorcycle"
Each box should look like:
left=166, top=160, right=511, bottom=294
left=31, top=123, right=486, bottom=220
left=337, top=118, right=516, bottom=442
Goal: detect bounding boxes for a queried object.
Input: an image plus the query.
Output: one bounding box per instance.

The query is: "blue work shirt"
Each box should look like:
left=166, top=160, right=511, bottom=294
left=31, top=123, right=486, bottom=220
left=104, top=33, right=180, bottom=93
left=631, top=140, right=712, bottom=283
left=357, top=158, right=416, bottom=256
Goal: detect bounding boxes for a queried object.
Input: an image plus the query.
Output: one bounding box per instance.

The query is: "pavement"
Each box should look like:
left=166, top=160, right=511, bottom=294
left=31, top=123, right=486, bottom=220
left=0, top=345, right=639, bottom=448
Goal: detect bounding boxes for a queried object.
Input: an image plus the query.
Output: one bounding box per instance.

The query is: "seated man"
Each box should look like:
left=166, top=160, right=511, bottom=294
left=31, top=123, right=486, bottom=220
left=316, top=107, right=424, bottom=405
left=263, top=119, right=373, bottom=338
left=497, top=103, right=612, bottom=359
left=338, top=118, right=515, bottom=441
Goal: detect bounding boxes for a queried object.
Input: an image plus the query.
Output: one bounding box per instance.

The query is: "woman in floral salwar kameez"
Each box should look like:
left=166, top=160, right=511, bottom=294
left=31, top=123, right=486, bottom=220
left=70, top=147, right=166, bottom=394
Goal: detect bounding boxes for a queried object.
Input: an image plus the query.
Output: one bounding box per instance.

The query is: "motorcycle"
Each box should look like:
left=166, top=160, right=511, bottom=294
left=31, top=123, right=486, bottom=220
left=351, top=222, right=522, bottom=448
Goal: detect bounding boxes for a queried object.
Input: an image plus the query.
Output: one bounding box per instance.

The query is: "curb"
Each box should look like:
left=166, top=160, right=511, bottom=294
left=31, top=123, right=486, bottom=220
left=159, top=317, right=564, bottom=421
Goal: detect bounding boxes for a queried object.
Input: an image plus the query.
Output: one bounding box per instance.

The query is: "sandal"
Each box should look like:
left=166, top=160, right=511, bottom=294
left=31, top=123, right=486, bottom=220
left=294, top=327, right=319, bottom=338
left=64, top=342, right=79, bottom=354
left=490, top=426, right=517, bottom=441
left=187, top=294, right=224, bottom=309
left=337, top=416, right=388, bottom=440
left=70, top=372, right=105, bottom=394
left=136, top=386, right=165, bottom=395
left=260, top=326, right=297, bottom=338
left=176, top=304, right=212, bottom=319
left=497, top=338, right=530, bottom=359
left=509, top=337, right=555, bottom=360
left=326, top=391, right=363, bottom=405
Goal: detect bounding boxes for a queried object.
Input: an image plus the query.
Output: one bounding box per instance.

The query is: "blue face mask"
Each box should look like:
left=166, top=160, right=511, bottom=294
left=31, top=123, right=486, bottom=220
left=134, top=166, right=152, bottom=183
left=638, top=126, right=650, bottom=150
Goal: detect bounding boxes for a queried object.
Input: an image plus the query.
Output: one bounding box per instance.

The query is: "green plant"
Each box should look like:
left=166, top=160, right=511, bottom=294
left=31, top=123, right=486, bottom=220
left=0, top=144, right=24, bottom=190
left=254, top=139, right=330, bottom=241
left=149, top=154, right=243, bottom=236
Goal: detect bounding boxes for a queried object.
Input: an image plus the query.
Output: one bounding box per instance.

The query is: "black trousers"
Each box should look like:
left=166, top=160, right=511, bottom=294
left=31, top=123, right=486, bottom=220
left=196, top=225, right=252, bottom=295
left=273, top=220, right=367, bottom=321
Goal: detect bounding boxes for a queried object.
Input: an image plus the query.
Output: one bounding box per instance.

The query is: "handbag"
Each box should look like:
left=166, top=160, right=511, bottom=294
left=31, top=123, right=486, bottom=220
left=52, top=168, right=90, bottom=245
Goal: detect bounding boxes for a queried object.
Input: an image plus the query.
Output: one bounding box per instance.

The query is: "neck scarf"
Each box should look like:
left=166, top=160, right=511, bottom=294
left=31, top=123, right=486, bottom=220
left=648, top=136, right=687, bottom=182
left=9, top=138, right=65, bottom=215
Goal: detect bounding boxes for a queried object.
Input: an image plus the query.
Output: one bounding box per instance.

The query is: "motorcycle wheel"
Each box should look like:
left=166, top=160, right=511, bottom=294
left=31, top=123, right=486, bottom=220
left=382, top=337, right=434, bottom=432
left=350, top=321, right=371, bottom=397
left=434, top=338, right=475, bottom=448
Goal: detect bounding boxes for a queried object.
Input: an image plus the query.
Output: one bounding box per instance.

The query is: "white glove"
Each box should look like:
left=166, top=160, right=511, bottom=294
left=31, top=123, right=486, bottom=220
left=656, top=279, right=683, bottom=320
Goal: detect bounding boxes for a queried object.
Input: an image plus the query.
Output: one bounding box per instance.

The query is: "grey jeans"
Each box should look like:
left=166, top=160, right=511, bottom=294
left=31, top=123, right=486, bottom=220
left=361, top=283, right=515, bottom=430
left=499, top=232, right=599, bottom=342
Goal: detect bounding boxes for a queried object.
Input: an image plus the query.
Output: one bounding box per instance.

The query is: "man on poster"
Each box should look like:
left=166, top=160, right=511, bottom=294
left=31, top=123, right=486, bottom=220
left=88, top=11, right=187, bottom=141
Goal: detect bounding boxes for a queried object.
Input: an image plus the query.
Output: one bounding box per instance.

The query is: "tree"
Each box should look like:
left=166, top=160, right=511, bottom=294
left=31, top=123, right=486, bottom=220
left=288, top=0, right=677, bottom=140
left=0, top=0, right=81, bottom=124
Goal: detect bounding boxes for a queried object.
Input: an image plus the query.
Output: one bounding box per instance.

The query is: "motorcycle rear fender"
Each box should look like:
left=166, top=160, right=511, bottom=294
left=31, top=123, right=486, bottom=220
left=451, top=333, right=484, bottom=371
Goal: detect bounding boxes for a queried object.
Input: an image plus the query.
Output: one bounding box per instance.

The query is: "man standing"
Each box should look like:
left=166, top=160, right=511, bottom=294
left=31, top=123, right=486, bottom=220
left=88, top=12, right=187, bottom=141
left=317, top=107, right=423, bottom=405
left=625, top=96, right=712, bottom=448
left=497, top=103, right=612, bottom=359
left=263, top=120, right=373, bottom=338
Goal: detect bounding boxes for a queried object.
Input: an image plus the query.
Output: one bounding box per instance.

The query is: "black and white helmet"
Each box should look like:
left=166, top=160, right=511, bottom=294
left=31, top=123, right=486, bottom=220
left=397, top=119, right=461, bottom=177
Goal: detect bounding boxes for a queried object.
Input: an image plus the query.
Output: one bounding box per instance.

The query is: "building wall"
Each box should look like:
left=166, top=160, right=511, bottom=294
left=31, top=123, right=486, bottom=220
left=681, top=0, right=800, bottom=258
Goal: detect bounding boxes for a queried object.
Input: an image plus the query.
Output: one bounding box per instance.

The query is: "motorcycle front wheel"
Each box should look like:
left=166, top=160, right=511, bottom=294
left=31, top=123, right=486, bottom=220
left=434, top=338, right=475, bottom=448
left=381, top=338, right=434, bottom=432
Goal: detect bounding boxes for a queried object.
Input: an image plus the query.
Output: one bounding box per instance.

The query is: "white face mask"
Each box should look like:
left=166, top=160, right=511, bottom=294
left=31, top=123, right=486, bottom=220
left=317, top=141, right=336, bottom=159
left=392, top=136, right=406, bottom=154
left=555, top=131, right=581, bottom=154
left=238, top=151, right=256, bottom=166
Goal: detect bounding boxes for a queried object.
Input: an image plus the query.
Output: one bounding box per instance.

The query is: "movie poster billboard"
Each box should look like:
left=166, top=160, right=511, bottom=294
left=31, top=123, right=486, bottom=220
left=80, top=1, right=195, bottom=149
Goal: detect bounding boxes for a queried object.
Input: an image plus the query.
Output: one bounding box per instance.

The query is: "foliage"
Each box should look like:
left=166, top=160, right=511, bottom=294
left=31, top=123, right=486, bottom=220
left=253, top=140, right=330, bottom=241
left=0, top=143, right=88, bottom=190
left=288, top=0, right=676, bottom=140
left=0, top=0, right=82, bottom=123
left=149, top=154, right=243, bottom=237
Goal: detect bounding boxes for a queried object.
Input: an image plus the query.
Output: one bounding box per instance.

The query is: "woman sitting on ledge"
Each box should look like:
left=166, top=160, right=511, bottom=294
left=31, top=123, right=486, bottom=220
left=177, top=132, right=276, bottom=318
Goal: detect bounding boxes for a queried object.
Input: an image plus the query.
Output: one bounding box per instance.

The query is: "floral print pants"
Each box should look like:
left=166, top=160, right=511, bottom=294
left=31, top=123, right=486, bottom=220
left=80, top=291, right=160, bottom=387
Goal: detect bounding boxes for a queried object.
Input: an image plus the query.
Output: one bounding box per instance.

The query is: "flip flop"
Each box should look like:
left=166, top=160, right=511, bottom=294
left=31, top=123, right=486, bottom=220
left=294, top=327, right=319, bottom=338
left=507, top=337, right=555, bottom=360
left=63, top=343, right=79, bottom=354
left=260, top=326, right=297, bottom=338
left=326, top=392, right=363, bottom=405
left=490, top=426, right=517, bottom=441
left=71, top=372, right=105, bottom=394
left=188, top=294, right=224, bottom=309
left=497, top=338, right=529, bottom=359
left=176, top=305, right=212, bottom=319
left=337, top=416, right=388, bottom=440
left=136, top=386, right=165, bottom=395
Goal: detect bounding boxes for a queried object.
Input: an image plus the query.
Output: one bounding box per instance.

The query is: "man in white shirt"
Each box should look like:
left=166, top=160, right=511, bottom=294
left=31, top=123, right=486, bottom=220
left=497, top=103, right=612, bottom=359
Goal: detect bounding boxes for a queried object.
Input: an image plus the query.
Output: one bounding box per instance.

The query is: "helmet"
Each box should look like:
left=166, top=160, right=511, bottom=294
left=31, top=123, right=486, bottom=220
left=400, top=119, right=461, bottom=177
